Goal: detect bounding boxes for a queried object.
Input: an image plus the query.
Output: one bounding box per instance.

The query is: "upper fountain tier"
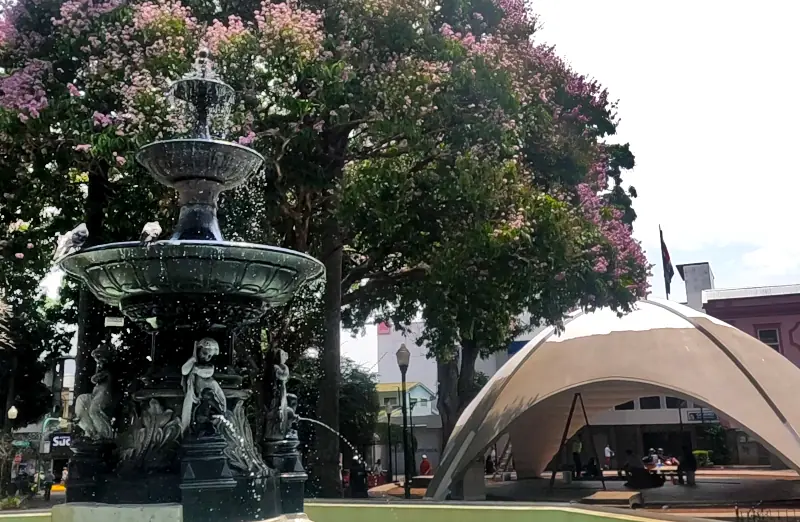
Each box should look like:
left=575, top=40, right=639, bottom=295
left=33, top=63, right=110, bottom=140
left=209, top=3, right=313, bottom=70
left=59, top=52, right=324, bottom=330
left=136, top=50, right=264, bottom=194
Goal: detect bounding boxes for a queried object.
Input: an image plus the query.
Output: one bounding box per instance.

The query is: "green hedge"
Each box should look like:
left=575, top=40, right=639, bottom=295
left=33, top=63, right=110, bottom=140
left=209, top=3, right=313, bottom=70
left=693, top=450, right=713, bottom=467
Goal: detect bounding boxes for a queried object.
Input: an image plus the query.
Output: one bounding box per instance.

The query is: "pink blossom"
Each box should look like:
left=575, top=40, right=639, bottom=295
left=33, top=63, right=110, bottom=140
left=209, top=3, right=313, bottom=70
left=206, top=15, right=250, bottom=55
left=26, top=243, right=33, bottom=249
left=0, top=60, right=51, bottom=120
left=67, top=83, right=81, bottom=97
left=14, top=253, right=24, bottom=259
left=237, top=131, right=256, bottom=145
left=112, top=152, right=126, bottom=165
left=93, top=111, right=112, bottom=127
left=73, top=144, right=91, bottom=152
left=254, top=1, right=324, bottom=61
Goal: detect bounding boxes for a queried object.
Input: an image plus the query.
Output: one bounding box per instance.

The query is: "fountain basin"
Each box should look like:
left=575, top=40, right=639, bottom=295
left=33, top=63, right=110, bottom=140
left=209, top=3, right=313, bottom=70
left=136, top=139, right=265, bottom=190
left=60, top=240, right=324, bottom=328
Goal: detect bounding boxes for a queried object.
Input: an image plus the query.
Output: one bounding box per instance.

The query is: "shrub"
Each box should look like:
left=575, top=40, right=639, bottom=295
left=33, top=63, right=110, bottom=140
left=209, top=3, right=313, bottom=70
left=693, top=450, right=714, bottom=467
left=0, top=496, right=23, bottom=510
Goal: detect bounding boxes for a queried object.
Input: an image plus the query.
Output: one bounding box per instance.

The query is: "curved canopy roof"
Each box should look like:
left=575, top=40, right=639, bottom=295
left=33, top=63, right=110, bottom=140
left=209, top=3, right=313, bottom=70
left=427, top=298, right=800, bottom=499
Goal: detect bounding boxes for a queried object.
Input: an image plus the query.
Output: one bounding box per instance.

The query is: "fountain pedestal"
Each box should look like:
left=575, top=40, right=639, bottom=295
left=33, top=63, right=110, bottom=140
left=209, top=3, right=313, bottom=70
left=66, top=440, right=115, bottom=503
left=264, top=439, right=307, bottom=516
left=180, top=435, right=237, bottom=522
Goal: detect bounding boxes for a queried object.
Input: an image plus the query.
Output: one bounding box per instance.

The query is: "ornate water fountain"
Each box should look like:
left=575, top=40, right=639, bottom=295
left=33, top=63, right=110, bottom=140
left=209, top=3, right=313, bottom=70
left=58, top=52, right=324, bottom=522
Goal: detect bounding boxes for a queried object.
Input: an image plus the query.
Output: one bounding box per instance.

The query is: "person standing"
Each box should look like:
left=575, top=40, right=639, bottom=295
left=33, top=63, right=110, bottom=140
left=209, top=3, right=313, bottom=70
left=43, top=470, right=55, bottom=501
left=677, top=447, right=697, bottom=486
left=571, top=437, right=583, bottom=479
left=419, top=455, right=432, bottom=475
left=604, top=444, right=615, bottom=470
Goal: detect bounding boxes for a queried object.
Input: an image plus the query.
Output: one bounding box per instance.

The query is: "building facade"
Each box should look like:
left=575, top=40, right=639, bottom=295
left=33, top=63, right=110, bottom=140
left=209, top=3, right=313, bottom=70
left=376, top=260, right=800, bottom=469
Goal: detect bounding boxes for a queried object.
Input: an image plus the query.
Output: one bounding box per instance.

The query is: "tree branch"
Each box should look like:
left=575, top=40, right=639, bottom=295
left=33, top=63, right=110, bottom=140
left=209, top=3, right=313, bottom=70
left=341, top=264, right=430, bottom=306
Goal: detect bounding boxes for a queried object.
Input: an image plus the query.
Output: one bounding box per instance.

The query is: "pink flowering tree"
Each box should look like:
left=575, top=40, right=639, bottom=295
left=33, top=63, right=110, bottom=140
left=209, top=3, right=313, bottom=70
left=0, top=0, right=648, bottom=492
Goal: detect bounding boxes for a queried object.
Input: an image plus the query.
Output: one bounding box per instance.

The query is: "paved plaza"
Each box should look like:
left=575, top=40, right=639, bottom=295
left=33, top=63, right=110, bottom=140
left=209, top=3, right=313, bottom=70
left=487, top=476, right=800, bottom=507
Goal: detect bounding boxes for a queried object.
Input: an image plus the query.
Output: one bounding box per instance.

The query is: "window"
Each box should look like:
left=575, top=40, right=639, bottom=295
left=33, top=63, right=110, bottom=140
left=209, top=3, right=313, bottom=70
left=639, top=396, right=662, bottom=409
left=665, top=396, right=687, bottom=409
left=614, top=400, right=635, bottom=411
left=757, top=329, right=780, bottom=351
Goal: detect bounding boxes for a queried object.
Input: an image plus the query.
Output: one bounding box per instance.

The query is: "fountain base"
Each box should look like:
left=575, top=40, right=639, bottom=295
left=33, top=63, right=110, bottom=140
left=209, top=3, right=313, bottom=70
left=52, top=503, right=307, bottom=522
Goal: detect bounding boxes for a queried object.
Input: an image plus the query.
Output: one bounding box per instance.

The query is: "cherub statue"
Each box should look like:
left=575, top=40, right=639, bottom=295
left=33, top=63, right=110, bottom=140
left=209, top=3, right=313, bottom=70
left=74, top=344, right=113, bottom=441
left=265, top=349, right=290, bottom=440
left=181, top=337, right=226, bottom=433
left=285, top=393, right=299, bottom=440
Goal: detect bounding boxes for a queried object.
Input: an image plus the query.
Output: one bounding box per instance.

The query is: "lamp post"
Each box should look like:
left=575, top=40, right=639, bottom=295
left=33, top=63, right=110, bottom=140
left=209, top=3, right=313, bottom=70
left=385, top=404, right=393, bottom=483
left=409, top=399, right=418, bottom=475
left=6, top=406, right=17, bottom=422
left=396, top=344, right=411, bottom=499
left=35, top=415, right=61, bottom=490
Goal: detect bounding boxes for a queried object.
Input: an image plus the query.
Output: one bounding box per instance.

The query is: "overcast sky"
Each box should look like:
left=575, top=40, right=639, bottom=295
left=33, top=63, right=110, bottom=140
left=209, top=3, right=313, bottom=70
left=345, top=1, right=800, bottom=368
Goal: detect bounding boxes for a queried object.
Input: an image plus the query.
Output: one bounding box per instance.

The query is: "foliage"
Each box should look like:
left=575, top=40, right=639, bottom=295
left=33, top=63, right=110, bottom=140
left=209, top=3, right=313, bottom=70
left=0, top=0, right=649, bottom=488
left=288, top=355, right=380, bottom=477
left=0, top=495, right=23, bottom=510
left=692, top=449, right=713, bottom=468
left=703, top=425, right=731, bottom=465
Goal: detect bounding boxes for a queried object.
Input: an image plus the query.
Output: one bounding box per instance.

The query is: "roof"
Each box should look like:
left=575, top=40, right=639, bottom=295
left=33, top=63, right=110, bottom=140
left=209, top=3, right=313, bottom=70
left=703, top=284, right=800, bottom=303
left=376, top=382, right=419, bottom=394
left=427, top=298, right=800, bottom=499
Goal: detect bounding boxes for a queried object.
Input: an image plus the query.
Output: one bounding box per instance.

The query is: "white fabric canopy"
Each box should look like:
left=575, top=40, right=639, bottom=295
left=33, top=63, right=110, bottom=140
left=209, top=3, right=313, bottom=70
left=427, top=298, right=800, bottom=499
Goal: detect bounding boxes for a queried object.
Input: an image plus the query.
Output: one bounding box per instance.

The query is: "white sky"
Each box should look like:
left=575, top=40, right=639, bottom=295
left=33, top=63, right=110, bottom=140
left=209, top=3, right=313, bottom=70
left=48, top=1, right=800, bottom=370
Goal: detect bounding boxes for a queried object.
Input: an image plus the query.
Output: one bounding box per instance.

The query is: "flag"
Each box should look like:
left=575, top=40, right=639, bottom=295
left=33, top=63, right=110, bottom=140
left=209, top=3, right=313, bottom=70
left=660, top=226, right=675, bottom=297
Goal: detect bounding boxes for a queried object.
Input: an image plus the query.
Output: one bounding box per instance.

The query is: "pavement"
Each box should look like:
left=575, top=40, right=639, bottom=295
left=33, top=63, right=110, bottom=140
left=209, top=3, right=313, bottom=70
left=487, top=476, right=800, bottom=508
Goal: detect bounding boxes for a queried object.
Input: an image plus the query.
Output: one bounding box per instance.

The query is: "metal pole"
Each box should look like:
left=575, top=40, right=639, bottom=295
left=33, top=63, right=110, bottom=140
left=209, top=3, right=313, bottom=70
left=386, top=411, right=392, bottom=482
left=400, top=369, right=411, bottom=499
left=550, top=393, right=578, bottom=490
left=34, top=416, right=58, bottom=491
left=577, top=393, right=605, bottom=491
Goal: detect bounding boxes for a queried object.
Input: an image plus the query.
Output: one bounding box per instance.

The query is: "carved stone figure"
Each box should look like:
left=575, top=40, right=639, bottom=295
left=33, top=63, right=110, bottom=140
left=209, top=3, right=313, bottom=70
left=181, top=337, right=226, bottom=433
left=285, top=393, right=299, bottom=440
left=265, top=348, right=290, bottom=440
left=74, top=344, right=114, bottom=441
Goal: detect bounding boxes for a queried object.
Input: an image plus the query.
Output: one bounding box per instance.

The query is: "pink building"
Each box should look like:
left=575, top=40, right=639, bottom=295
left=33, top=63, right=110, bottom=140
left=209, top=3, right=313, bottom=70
left=678, top=264, right=800, bottom=466
left=703, top=285, right=800, bottom=368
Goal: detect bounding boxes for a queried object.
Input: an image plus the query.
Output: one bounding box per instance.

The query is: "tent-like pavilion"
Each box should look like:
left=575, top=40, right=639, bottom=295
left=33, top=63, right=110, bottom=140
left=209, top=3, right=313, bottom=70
left=426, top=298, right=800, bottom=499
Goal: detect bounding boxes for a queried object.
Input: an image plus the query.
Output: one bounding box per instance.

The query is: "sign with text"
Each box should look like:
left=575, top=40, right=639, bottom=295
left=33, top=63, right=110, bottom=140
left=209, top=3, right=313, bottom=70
left=105, top=316, right=125, bottom=327
left=50, top=433, right=72, bottom=448
left=686, top=409, right=718, bottom=423
left=11, top=440, right=30, bottom=448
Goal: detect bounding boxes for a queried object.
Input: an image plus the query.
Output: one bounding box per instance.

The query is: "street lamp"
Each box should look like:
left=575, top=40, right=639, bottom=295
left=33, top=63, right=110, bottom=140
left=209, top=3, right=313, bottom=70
left=384, top=404, right=393, bottom=483
left=409, top=399, right=418, bottom=475
left=396, top=344, right=411, bottom=499
left=6, top=406, right=17, bottom=421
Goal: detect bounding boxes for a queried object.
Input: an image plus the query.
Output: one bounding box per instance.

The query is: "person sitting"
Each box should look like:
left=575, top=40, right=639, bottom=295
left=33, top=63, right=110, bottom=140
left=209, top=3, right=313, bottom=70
left=584, top=458, right=601, bottom=479
left=622, top=449, right=643, bottom=478
left=677, top=446, right=697, bottom=486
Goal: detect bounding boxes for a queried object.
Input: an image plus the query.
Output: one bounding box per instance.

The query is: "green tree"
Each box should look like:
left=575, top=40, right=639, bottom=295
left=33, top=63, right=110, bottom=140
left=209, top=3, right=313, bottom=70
left=0, top=0, right=649, bottom=492
left=288, top=355, right=379, bottom=494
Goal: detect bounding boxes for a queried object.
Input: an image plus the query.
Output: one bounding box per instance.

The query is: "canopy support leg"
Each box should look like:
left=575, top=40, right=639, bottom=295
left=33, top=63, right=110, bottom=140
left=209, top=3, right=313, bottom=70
left=549, top=393, right=579, bottom=491
left=578, top=392, right=606, bottom=491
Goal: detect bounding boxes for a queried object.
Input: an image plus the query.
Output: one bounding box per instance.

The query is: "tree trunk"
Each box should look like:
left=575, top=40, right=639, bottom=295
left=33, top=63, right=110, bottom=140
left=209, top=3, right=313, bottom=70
left=3, top=354, right=16, bottom=431
left=436, top=339, right=480, bottom=450
left=314, top=216, right=342, bottom=497
left=436, top=358, right=459, bottom=450
left=72, top=169, right=109, bottom=410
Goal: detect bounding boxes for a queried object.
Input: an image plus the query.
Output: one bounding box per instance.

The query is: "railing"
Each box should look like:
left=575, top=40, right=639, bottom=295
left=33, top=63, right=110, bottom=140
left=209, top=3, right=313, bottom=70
left=736, top=503, right=800, bottom=522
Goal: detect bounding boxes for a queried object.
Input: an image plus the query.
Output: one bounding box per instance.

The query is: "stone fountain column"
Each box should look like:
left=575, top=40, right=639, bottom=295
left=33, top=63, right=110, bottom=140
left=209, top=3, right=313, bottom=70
left=56, top=51, right=325, bottom=522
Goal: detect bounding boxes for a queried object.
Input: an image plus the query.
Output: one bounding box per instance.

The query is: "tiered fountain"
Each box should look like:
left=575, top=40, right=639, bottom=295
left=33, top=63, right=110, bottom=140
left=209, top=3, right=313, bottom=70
left=57, top=52, right=324, bottom=522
